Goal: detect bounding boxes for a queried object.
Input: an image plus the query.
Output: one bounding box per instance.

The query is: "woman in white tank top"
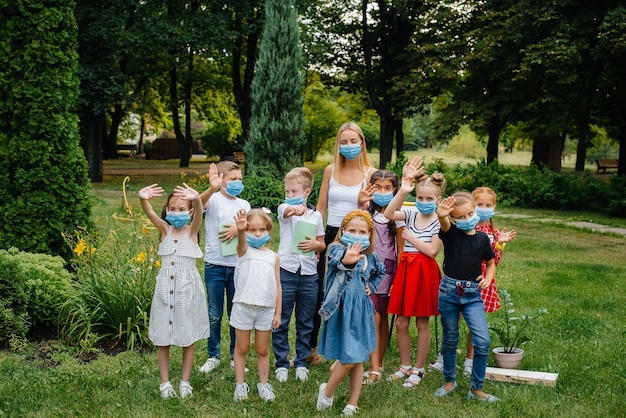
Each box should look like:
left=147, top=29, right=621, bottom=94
left=309, top=122, right=375, bottom=364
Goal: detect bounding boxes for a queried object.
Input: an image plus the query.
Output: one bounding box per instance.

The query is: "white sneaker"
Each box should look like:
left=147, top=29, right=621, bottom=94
left=295, top=367, right=309, bottom=382
left=179, top=382, right=193, bottom=399
left=233, top=382, right=250, bottom=402
left=429, top=354, right=444, bottom=372
left=230, top=359, right=249, bottom=373
left=341, top=404, right=358, bottom=416
left=257, top=382, right=276, bottom=402
left=159, top=382, right=176, bottom=399
left=463, top=358, right=473, bottom=377
left=316, top=383, right=333, bottom=411
left=199, top=357, right=220, bottom=373
left=275, top=367, right=289, bottom=383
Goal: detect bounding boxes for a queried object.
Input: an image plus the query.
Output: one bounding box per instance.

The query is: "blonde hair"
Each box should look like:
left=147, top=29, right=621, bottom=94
left=216, top=160, right=241, bottom=176
left=416, top=172, right=446, bottom=197
left=332, top=122, right=372, bottom=177
left=335, top=209, right=375, bottom=255
left=284, top=167, right=313, bottom=190
left=247, top=208, right=273, bottom=233
left=450, top=191, right=474, bottom=208
left=472, top=186, right=497, bottom=204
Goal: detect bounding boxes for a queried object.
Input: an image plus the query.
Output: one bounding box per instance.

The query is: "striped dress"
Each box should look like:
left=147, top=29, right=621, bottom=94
left=148, top=226, right=210, bottom=347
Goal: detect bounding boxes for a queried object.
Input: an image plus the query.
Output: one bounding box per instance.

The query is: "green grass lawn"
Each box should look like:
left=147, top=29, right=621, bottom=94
left=1, top=155, right=624, bottom=417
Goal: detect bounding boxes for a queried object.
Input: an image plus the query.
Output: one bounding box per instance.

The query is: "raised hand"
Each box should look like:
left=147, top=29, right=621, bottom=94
left=284, top=204, right=306, bottom=218
left=499, top=227, right=516, bottom=243
left=399, top=176, right=416, bottom=194
left=234, top=209, right=248, bottom=231
left=402, top=156, right=424, bottom=179
left=207, top=163, right=223, bottom=192
left=138, top=184, right=164, bottom=200
left=358, top=183, right=377, bottom=208
left=436, top=196, right=455, bottom=218
left=342, top=242, right=364, bottom=265
left=173, top=182, right=199, bottom=201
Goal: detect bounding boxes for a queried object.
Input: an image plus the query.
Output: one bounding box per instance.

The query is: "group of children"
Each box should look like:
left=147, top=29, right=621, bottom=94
left=138, top=122, right=516, bottom=414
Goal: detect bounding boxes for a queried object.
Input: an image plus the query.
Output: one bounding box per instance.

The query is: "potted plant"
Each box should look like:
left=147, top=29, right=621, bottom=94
left=488, top=289, right=548, bottom=369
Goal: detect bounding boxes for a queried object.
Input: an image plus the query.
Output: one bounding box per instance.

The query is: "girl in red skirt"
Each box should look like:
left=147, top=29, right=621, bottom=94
left=461, top=187, right=516, bottom=375
left=383, top=157, right=446, bottom=388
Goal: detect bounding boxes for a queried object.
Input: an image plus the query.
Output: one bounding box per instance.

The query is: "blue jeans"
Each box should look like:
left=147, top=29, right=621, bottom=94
left=273, top=268, right=317, bottom=368
left=205, top=263, right=236, bottom=360
left=438, top=276, right=490, bottom=391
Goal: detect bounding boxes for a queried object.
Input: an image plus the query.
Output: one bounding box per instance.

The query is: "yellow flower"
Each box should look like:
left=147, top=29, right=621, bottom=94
left=136, top=252, right=147, bottom=263
left=74, top=239, right=87, bottom=256
left=155, top=260, right=161, bottom=268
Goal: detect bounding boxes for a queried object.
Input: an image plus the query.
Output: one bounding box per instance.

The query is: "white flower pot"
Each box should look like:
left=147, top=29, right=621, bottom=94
left=492, top=347, right=524, bottom=369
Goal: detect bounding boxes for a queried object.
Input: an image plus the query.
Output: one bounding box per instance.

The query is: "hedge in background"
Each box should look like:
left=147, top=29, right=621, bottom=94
left=0, top=0, right=92, bottom=257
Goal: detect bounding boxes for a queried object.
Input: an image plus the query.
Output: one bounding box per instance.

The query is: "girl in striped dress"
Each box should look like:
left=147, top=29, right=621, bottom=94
left=139, top=183, right=210, bottom=400
left=384, top=157, right=446, bottom=388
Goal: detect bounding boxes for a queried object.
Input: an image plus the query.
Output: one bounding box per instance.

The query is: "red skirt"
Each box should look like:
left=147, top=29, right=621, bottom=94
left=481, top=278, right=500, bottom=312
left=388, top=252, right=441, bottom=317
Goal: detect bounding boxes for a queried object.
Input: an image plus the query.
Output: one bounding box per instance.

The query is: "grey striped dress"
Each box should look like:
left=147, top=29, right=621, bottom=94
left=148, top=226, right=210, bottom=347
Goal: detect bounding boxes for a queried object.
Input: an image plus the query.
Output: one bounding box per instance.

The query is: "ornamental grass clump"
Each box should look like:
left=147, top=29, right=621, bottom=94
left=60, top=178, right=158, bottom=352
left=489, top=289, right=549, bottom=353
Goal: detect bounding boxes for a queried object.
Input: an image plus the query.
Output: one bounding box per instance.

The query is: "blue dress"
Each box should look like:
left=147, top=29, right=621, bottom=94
left=318, top=243, right=384, bottom=364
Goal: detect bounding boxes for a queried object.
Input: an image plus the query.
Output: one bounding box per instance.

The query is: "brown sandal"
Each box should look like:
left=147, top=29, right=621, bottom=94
left=362, top=371, right=381, bottom=385
left=386, top=366, right=412, bottom=382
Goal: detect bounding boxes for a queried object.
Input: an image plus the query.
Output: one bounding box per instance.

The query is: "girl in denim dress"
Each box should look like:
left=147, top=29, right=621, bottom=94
left=316, top=210, right=384, bottom=416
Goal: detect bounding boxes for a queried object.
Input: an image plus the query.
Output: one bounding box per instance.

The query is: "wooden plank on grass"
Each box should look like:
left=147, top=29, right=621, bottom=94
left=485, top=367, right=558, bottom=387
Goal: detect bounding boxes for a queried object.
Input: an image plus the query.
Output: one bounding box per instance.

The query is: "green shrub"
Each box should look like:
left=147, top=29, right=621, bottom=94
left=0, top=248, right=74, bottom=328
left=60, top=217, right=156, bottom=351
left=0, top=253, right=30, bottom=345
left=240, top=168, right=285, bottom=211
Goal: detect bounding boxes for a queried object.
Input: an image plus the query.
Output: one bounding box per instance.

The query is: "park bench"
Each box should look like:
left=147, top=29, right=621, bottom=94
left=116, top=143, right=138, bottom=158
left=595, top=159, right=618, bottom=174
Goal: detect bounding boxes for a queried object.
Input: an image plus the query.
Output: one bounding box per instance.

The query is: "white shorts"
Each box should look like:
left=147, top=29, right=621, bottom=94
left=230, top=302, right=275, bottom=331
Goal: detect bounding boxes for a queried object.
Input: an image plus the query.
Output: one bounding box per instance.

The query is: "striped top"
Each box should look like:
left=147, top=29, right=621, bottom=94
left=401, top=208, right=440, bottom=253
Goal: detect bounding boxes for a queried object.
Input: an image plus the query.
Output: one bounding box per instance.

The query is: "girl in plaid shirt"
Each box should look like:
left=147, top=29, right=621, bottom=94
left=462, top=187, right=516, bottom=376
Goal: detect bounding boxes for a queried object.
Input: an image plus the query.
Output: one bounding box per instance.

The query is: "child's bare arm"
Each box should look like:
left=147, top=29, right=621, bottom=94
left=383, top=176, right=414, bottom=221
left=478, top=258, right=496, bottom=290
left=138, top=184, right=168, bottom=235
left=234, top=209, right=248, bottom=257
left=173, top=183, right=203, bottom=237
left=272, top=253, right=282, bottom=329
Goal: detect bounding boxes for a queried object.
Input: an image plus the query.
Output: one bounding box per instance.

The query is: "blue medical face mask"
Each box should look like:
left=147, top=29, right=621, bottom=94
left=476, top=207, right=494, bottom=222
left=165, top=211, right=191, bottom=228
left=246, top=233, right=270, bottom=249
left=340, top=231, right=370, bottom=251
left=455, top=212, right=480, bottom=231
left=415, top=200, right=437, bottom=215
left=339, top=144, right=362, bottom=160
left=285, top=195, right=304, bottom=206
left=224, top=180, right=244, bottom=197
left=372, top=192, right=393, bottom=207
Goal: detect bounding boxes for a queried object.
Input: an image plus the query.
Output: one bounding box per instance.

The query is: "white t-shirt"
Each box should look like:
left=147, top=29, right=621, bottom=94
left=277, top=204, right=325, bottom=276
left=204, top=192, right=251, bottom=266
left=233, top=247, right=277, bottom=307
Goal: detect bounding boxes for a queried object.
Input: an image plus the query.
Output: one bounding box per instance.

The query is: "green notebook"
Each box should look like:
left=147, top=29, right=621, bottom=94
left=291, top=220, right=317, bottom=257
left=220, top=223, right=238, bottom=256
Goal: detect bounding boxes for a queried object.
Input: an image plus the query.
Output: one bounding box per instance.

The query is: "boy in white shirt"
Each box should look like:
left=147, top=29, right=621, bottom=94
left=273, top=167, right=325, bottom=383
left=199, top=161, right=251, bottom=373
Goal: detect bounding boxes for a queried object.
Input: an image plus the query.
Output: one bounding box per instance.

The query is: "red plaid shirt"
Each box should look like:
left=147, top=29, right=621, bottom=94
left=476, top=223, right=502, bottom=312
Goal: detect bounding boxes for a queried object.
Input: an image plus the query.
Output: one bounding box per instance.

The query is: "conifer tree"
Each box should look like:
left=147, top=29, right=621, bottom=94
left=0, top=0, right=92, bottom=256
left=246, top=0, right=305, bottom=175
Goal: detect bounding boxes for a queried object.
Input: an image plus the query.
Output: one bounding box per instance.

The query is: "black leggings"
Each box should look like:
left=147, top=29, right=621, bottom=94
left=310, top=225, right=339, bottom=348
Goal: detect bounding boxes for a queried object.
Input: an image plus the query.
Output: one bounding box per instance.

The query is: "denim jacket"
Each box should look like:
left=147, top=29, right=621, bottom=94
left=318, top=243, right=385, bottom=321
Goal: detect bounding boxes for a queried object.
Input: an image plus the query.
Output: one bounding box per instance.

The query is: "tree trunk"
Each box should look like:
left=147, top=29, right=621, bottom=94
left=395, top=118, right=404, bottom=160
left=532, top=132, right=564, bottom=173
left=104, top=102, right=124, bottom=159
left=574, top=128, right=589, bottom=172
left=232, top=30, right=259, bottom=145
left=486, top=115, right=501, bottom=163
left=138, top=116, right=145, bottom=155
left=82, top=111, right=104, bottom=182
left=379, top=113, right=394, bottom=169
left=618, top=124, right=625, bottom=176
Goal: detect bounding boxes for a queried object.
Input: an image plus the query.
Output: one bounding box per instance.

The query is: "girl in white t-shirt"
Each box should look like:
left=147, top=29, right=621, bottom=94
left=231, top=209, right=282, bottom=403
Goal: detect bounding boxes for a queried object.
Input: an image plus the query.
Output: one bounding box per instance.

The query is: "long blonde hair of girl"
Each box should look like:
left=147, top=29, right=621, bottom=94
left=332, top=122, right=372, bottom=178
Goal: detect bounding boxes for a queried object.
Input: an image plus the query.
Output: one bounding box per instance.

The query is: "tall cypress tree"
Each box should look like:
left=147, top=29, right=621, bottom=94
left=246, top=0, right=305, bottom=175
left=0, top=0, right=92, bottom=257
